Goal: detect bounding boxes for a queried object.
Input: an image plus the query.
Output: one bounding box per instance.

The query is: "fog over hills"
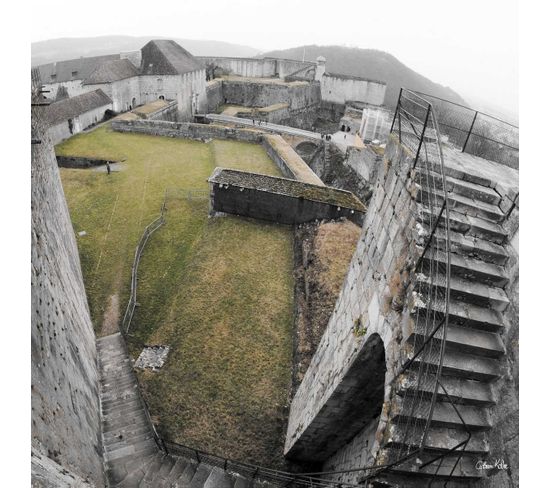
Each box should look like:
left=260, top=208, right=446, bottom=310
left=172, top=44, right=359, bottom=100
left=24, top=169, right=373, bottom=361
left=31, top=36, right=260, bottom=66
left=262, top=45, right=467, bottom=109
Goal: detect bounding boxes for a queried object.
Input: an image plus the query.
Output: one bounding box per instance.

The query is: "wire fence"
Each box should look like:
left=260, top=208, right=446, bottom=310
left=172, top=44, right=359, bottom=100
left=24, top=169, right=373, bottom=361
left=410, top=91, right=518, bottom=169
left=121, top=195, right=167, bottom=334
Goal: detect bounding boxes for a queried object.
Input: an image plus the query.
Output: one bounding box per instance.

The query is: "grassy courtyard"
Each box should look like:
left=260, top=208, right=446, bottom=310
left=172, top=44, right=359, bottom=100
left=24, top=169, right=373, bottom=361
left=58, top=125, right=294, bottom=467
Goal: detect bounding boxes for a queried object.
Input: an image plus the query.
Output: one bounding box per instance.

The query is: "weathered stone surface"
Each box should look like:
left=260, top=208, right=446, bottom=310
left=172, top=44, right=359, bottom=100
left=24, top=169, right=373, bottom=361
left=31, top=108, right=104, bottom=486
left=134, top=345, right=170, bottom=371
left=208, top=168, right=365, bottom=226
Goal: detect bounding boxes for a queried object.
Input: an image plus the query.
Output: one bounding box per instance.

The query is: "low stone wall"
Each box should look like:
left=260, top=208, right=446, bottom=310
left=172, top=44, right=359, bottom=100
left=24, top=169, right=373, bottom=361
left=56, top=155, right=113, bottom=168
left=111, top=119, right=324, bottom=189
left=262, top=134, right=324, bottom=186
left=208, top=168, right=366, bottom=226
left=111, top=119, right=264, bottom=143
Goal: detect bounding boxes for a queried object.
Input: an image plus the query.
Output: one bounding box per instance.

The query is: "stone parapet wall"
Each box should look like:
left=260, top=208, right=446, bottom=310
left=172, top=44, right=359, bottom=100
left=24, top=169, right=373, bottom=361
left=285, top=135, right=421, bottom=468
left=111, top=118, right=264, bottom=143
left=262, top=134, right=324, bottom=185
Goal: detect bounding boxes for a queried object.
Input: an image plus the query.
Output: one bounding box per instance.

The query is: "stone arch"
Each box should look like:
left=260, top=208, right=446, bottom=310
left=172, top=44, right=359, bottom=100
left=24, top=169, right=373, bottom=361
left=288, top=332, right=387, bottom=462
left=295, top=141, right=319, bottom=160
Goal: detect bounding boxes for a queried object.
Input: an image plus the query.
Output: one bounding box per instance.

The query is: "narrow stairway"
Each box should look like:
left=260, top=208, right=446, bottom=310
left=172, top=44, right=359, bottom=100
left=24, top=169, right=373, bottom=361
left=372, top=163, right=513, bottom=487
left=98, top=333, right=276, bottom=488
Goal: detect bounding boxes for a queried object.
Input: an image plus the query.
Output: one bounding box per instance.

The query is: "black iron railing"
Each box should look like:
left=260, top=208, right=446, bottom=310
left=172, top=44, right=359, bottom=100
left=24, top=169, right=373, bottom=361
left=378, top=88, right=471, bottom=485
left=410, top=90, right=518, bottom=169
left=164, top=441, right=365, bottom=488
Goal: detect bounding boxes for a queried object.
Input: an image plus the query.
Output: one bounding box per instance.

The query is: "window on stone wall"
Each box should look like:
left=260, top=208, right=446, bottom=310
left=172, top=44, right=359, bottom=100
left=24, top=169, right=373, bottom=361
left=157, top=78, right=163, bottom=90
left=71, top=71, right=78, bottom=77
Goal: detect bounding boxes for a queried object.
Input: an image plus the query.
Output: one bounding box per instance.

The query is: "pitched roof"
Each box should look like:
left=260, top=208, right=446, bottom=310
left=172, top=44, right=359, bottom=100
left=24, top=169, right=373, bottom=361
left=44, top=89, right=112, bottom=127
left=37, top=54, right=120, bottom=84
left=82, top=59, right=139, bottom=85
left=140, top=40, right=204, bottom=75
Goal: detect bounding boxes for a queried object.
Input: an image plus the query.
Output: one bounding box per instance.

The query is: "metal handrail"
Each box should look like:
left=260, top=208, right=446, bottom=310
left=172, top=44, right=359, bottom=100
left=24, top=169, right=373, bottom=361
left=381, top=88, right=461, bottom=481
left=164, top=440, right=364, bottom=488
left=407, top=89, right=518, bottom=168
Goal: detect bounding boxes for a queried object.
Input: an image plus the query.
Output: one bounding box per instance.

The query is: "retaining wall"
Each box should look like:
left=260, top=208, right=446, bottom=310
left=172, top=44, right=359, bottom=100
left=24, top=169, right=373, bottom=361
left=32, top=109, right=104, bottom=486
left=285, top=135, right=420, bottom=469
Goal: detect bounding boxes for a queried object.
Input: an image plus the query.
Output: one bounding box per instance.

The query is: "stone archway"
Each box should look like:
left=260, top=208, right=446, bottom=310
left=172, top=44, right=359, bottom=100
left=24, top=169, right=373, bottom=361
left=287, top=332, right=387, bottom=462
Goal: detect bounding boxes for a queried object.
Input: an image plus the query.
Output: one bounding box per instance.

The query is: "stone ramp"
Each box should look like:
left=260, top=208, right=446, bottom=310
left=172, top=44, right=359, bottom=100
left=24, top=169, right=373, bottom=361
left=98, top=333, right=281, bottom=487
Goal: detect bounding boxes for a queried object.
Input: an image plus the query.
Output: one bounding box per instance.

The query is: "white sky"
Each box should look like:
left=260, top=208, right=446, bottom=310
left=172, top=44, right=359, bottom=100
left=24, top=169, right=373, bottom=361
left=31, top=0, right=518, bottom=117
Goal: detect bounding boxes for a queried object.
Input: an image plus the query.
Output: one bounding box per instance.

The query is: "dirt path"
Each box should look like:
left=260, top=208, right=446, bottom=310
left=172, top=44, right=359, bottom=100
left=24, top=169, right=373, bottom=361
left=100, top=293, right=120, bottom=336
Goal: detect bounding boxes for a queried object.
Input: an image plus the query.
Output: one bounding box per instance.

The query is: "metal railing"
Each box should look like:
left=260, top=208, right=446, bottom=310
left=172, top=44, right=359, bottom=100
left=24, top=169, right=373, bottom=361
left=121, top=194, right=167, bottom=334
left=370, top=88, right=472, bottom=485
left=410, top=90, right=518, bottom=169
left=164, top=441, right=364, bottom=488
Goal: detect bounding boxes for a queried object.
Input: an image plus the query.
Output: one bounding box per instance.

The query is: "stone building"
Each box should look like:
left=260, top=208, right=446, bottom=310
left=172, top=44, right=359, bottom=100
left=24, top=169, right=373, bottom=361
left=82, top=59, right=140, bottom=112
left=38, top=54, right=121, bottom=100
left=44, top=89, right=113, bottom=144
left=36, top=39, right=207, bottom=122
left=139, top=40, right=207, bottom=120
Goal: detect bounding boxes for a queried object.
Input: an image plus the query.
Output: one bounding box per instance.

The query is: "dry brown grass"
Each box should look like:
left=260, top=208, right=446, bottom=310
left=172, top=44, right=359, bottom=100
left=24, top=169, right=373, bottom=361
left=314, top=219, right=362, bottom=297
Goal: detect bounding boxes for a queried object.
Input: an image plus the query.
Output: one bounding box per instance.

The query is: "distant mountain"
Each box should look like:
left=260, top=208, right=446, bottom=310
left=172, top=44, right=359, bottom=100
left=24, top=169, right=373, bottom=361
left=31, top=36, right=260, bottom=66
left=261, top=45, right=467, bottom=108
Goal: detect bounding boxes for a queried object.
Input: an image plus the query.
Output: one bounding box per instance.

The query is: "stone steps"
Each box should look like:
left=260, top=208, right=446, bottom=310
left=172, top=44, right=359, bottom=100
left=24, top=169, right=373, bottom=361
left=429, top=228, right=509, bottom=266
left=415, top=169, right=501, bottom=205
left=391, top=397, right=492, bottom=431
left=408, top=347, right=501, bottom=382
left=406, top=323, right=505, bottom=359
left=398, top=372, right=495, bottom=407
left=419, top=249, right=508, bottom=288
left=417, top=186, right=504, bottom=223
left=415, top=272, right=509, bottom=311
left=384, top=452, right=481, bottom=480
left=418, top=206, right=507, bottom=244
left=413, top=298, right=506, bottom=333
left=385, top=426, right=488, bottom=455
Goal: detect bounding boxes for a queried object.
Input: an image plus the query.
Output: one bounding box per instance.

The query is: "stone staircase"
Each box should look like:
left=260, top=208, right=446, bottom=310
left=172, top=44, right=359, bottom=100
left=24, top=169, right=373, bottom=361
left=98, top=333, right=283, bottom=488
left=372, top=164, right=513, bottom=486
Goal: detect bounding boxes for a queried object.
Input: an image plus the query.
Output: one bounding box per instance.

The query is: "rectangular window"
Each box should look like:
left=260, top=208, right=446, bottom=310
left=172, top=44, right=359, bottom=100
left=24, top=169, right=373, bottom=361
left=71, top=71, right=78, bottom=77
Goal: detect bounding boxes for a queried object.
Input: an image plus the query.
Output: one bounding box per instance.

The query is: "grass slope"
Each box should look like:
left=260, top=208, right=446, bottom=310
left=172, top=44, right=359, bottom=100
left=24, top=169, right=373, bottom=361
left=58, top=125, right=294, bottom=467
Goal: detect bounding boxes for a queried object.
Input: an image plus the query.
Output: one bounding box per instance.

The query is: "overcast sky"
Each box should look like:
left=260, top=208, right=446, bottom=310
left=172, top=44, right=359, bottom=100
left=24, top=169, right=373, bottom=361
left=31, top=0, right=518, bottom=118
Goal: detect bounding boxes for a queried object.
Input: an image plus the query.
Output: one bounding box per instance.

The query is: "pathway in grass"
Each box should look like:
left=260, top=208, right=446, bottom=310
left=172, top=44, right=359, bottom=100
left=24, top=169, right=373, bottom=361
left=58, top=125, right=294, bottom=467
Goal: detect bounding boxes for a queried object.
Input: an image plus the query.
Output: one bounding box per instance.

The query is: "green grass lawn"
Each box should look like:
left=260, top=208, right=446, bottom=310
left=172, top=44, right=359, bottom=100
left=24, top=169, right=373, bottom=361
left=58, top=125, right=294, bottom=467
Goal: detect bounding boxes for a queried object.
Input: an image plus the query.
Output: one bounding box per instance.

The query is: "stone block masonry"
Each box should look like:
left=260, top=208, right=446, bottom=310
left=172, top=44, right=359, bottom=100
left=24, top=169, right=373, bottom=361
left=284, top=135, right=423, bottom=463
left=112, top=118, right=264, bottom=143
left=208, top=168, right=366, bottom=226
left=32, top=109, right=104, bottom=485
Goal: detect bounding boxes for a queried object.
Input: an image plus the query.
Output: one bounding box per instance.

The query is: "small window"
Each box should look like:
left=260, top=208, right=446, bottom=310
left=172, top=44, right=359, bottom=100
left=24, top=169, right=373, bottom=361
left=50, top=74, right=56, bottom=80
left=71, top=71, right=78, bottom=77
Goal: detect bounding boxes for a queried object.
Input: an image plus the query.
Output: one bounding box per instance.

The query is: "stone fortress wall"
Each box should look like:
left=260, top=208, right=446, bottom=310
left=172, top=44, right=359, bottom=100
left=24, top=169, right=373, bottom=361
left=31, top=109, right=104, bottom=485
